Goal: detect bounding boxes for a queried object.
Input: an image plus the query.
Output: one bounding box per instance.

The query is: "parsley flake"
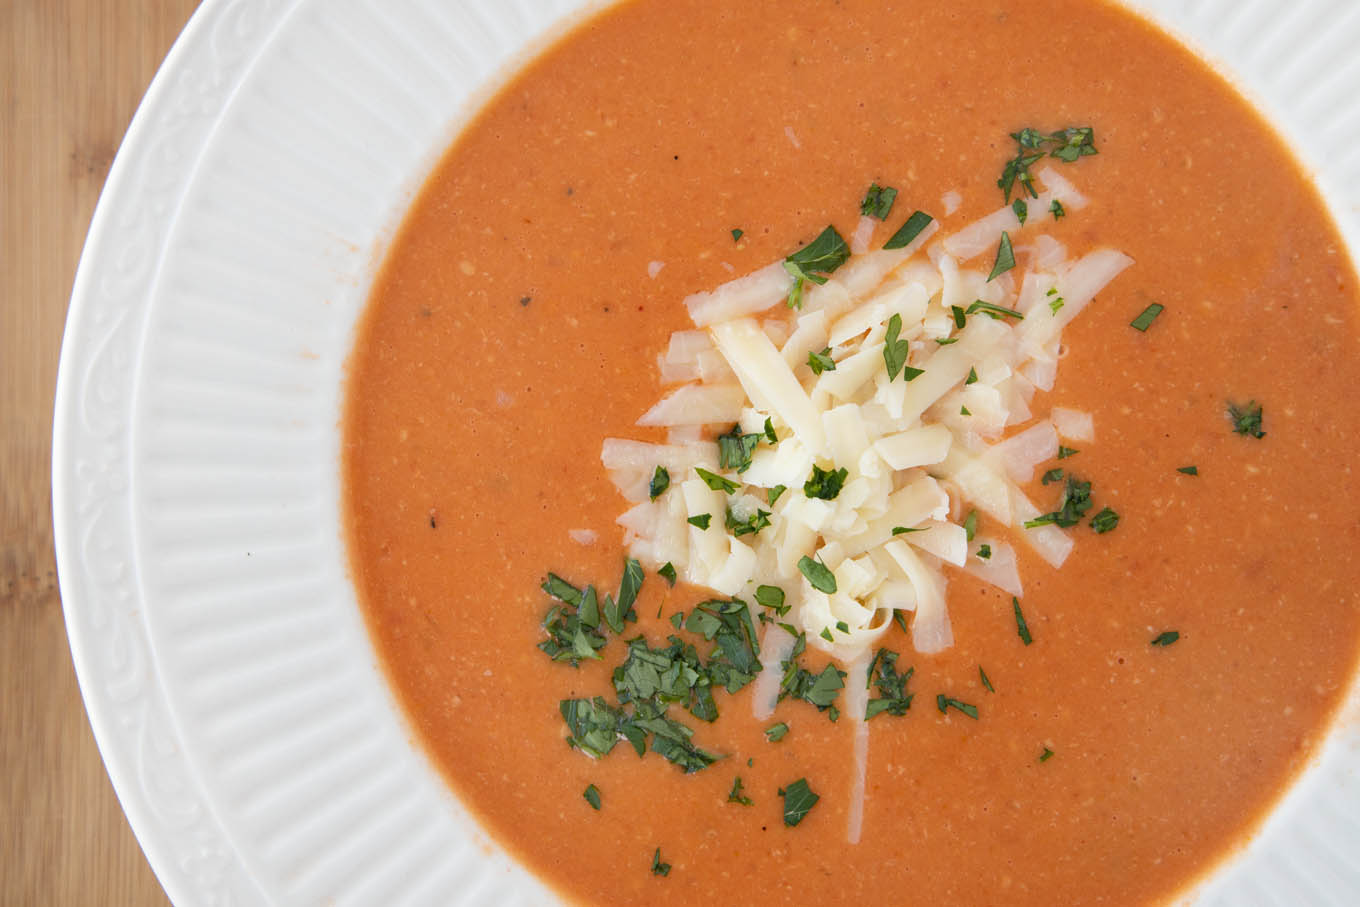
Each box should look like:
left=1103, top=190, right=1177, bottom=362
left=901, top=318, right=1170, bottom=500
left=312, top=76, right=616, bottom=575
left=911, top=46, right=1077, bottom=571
left=1039, top=746, right=1055, bottom=762
left=1057, top=445, right=1079, bottom=459
left=584, top=784, right=602, bottom=810
left=695, top=467, right=739, bottom=494
left=987, top=232, right=1016, bottom=281
left=731, top=228, right=743, bottom=242
left=804, top=464, right=849, bottom=501
left=717, top=425, right=762, bottom=473
left=807, top=347, right=837, bottom=375
left=883, top=312, right=912, bottom=381
left=1090, top=506, right=1120, bottom=533
left=979, top=665, right=995, bottom=692
left=884, top=210, right=933, bottom=250
left=1228, top=400, right=1265, bottom=438
left=778, top=778, right=820, bottom=827
left=1151, top=630, right=1180, bottom=647
left=658, top=562, right=677, bottom=586
left=727, top=775, right=753, bottom=806
left=1130, top=302, right=1165, bottom=332
left=1177, top=465, right=1199, bottom=476
left=935, top=694, right=979, bottom=719
left=1012, top=198, right=1028, bottom=226
left=784, top=226, right=850, bottom=309
left=651, top=848, right=671, bottom=877
left=649, top=466, right=670, bottom=500
left=1013, top=596, right=1033, bottom=646
left=1050, top=199, right=1065, bottom=219
left=765, top=721, right=790, bottom=742
left=976, top=544, right=992, bottom=559
left=797, top=556, right=837, bottom=593
left=865, top=648, right=915, bottom=719
left=860, top=183, right=898, bottom=220
left=687, top=513, right=712, bottom=530
left=768, top=484, right=787, bottom=506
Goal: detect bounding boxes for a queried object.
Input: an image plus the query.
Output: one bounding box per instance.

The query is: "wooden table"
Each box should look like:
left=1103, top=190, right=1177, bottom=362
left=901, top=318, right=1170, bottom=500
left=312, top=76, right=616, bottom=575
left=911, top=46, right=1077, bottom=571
left=3, top=2, right=198, bottom=903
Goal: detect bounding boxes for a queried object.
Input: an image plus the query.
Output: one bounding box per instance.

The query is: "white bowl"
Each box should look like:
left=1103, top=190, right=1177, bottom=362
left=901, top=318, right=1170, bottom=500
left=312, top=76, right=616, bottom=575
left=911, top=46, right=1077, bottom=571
left=53, top=0, right=1360, bottom=903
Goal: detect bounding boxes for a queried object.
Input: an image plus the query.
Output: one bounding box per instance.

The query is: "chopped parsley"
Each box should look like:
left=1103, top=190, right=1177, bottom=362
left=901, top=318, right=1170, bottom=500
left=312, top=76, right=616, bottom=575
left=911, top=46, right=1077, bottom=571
left=778, top=778, right=820, bottom=827
left=778, top=631, right=845, bottom=715
left=976, top=544, right=992, bottom=559
left=731, top=228, right=744, bottom=242
left=539, top=577, right=607, bottom=665
left=883, top=312, right=912, bottom=381
left=804, top=464, right=849, bottom=500
left=935, top=337, right=959, bottom=345
left=687, top=513, right=712, bottom=530
left=649, top=466, right=670, bottom=500
left=998, top=126, right=1098, bottom=203
left=784, top=225, right=850, bottom=309
left=891, top=525, right=926, bottom=535
left=1039, top=746, right=1055, bottom=763
left=951, top=304, right=967, bottom=329
left=1130, top=302, right=1164, bottom=332
left=963, top=510, right=979, bottom=541
left=797, top=556, right=837, bottom=593
left=1013, top=596, right=1033, bottom=645
left=1012, top=198, right=1028, bottom=226
left=651, top=848, right=671, bottom=877
left=1057, top=445, right=1080, bottom=459
left=768, top=484, right=788, bottom=506
left=1177, top=465, right=1199, bottom=476
left=717, top=424, right=763, bottom=473
left=1050, top=199, right=1065, bottom=219
left=819, top=627, right=834, bottom=642
left=979, top=665, right=994, bottom=692
left=583, top=784, right=602, bottom=810
left=960, top=405, right=971, bottom=416
left=1047, top=287, right=1065, bottom=315
left=1228, top=400, right=1265, bottom=438
left=965, top=366, right=979, bottom=385
left=725, top=505, right=772, bottom=537
left=884, top=210, right=934, bottom=250
left=1024, top=475, right=1094, bottom=528
left=765, top=721, right=790, bottom=742
left=726, top=775, right=753, bottom=805
left=1151, top=630, right=1180, bottom=646
left=860, top=183, right=898, bottom=220
left=1090, top=506, right=1120, bottom=533
left=807, top=347, right=837, bottom=375
left=695, top=467, right=739, bottom=494
left=865, top=648, right=915, bottom=719
left=987, top=231, right=1016, bottom=281
left=658, top=562, right=677, bottom=586
left=1041, top=468, right=1064, bottom=485
left=935, top=694, right=979, bottom=719
left=966, top=299, right=1024, bottom=321
left=754, top=584, right=788, bottom=615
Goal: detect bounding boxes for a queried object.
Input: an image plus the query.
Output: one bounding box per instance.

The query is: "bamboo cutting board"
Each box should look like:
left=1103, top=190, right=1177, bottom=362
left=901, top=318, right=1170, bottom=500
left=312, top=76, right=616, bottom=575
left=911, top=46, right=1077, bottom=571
left=2, top=2, right=198, bottom=903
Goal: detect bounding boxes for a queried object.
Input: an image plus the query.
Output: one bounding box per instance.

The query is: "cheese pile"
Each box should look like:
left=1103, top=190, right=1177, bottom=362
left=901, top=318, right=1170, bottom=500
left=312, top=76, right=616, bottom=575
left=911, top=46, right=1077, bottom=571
left=601, top=168, right=1131, bottom=664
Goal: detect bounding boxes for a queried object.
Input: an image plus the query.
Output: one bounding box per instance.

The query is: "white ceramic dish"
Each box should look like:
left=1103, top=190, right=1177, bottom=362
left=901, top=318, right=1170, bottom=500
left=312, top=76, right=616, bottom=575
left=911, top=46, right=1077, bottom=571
left=53, top=0, right=1360, bottom=904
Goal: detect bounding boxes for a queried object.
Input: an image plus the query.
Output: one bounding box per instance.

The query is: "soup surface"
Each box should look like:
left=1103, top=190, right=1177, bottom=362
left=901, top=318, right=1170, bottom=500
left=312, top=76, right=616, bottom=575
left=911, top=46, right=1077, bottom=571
left=344, top=0, right=1360, bottom=903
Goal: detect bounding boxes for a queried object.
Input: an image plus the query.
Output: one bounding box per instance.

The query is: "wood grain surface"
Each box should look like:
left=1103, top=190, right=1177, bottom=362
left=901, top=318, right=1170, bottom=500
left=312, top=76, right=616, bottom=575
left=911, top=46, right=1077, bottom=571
left=2, top=1, right=198, bottom=903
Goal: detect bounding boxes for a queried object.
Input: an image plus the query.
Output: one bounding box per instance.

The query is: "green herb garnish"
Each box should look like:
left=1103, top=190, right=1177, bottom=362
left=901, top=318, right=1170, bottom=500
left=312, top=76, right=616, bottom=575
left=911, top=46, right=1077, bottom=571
left=797, top=556, right=837, bottom=593
left=1013, top=596, right=1033, bottom=645
left=935, top=694, right=979, bottom=719
left=963, top=510, right=979, bottom=541
left=998, top=126, right=1098, bottom=202
left=1151, top=630, right=1180, bottom=647
left=860, top=183, right=898, bottom=220
left=731, top=228, right=744, bottom=242
left=727, top=776, right=753, bottom=805
left=778, top=778, right=820, bottom=827
left=687, top=514, right=712, bottom=530
left=658, top=562, right=677, bottom=586
left=976, top=544, right=992, bottom=559
left=649, top=466, right=670, bottom=500
left=966, top=299, right=1024, bottom=320
left=891, top=525, right=926, bottom=535
left=1012, top=198, right=1028, bottom=226
left=865, top=648, right=915, bottom=719
left=979, top=665, right=994, bottom=692
left=883, top=210, right=933, bottom=250
left=1051, top=199, right=1065, bottom=219
left=1041, top=468, right=1064, bottom=485
left=1177, top=465, right=1199, bottom=476
left=1057, top=445, right=1079, bottom=459
left=1228, top=400, right=1265, bottom=438
left=1089, top=506, right=1119, bottom=533
left=768, top=484, right=787, bottom=506
left=1130, top=303, right=1164, bottom=332
left=754, top=584, right=788, bottom=615
left=717, top=425, right=763, bottom=473
left=695, top=467, right=739, bottom=494
left=965, top=366, right=979, bottom=385
left=584, top=784, right=602, bottom=810
left=651, top=848, right=671, bottom=877
left=784, top=226, right=850, bottom=309
left=807, top=347, right=837, bottom=375
left=804, top=464, right=849, bottom=501
left=1024, top=475, right=1093, bottom=528
left=987, top=232, right=1015, bottom=281
left=725, top=505, right=772, bottom=538
left=1039, top=747, right=1055, bottom=762
left=883, top=312, right=911, bottom=381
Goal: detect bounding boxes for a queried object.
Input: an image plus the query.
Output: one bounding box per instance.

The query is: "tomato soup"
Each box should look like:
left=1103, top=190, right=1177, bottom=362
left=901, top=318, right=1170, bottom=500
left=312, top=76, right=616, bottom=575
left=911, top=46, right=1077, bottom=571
left=343, top=0, right=1360, bottom=903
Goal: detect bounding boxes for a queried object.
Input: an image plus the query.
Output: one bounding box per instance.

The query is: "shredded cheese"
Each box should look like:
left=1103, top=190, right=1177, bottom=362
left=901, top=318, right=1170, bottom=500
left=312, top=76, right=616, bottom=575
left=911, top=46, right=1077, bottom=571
left=602, top=174, right=1131, bottom=665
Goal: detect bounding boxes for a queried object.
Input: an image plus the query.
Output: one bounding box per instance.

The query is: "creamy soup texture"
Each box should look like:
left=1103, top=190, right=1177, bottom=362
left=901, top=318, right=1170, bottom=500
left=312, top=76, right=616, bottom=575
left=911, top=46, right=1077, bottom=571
left=343, top=0, right=1360, bottom=903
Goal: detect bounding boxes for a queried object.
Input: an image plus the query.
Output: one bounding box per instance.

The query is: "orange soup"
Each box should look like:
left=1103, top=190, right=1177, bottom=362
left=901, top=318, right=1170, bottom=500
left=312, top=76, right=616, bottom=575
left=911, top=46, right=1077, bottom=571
left=343, top=0, right=1360, bottom=903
